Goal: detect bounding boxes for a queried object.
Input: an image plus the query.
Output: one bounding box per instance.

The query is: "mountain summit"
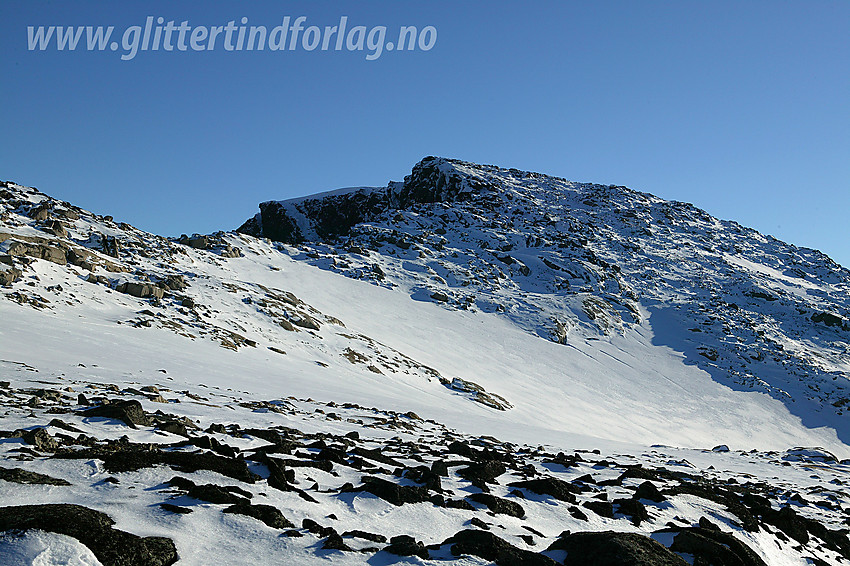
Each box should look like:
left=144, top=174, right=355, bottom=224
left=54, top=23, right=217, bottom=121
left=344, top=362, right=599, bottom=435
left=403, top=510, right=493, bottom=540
left=239, top=156, right=850, bottom=442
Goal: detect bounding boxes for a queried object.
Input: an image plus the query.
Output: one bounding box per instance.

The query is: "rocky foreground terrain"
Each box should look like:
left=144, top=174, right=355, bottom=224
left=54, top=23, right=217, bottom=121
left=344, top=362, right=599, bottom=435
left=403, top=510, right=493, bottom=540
left=2, top=158, right=850, bottom=564
left=2, top=372, right=850, bottom=566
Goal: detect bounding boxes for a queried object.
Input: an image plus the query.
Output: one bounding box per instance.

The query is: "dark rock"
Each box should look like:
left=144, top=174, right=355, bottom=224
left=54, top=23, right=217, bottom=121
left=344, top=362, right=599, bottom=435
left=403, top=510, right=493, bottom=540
left=19, top=427, right=59, bottom=452
left=54, top=444, right=258, bottom=483
left=82, top=400, right=151, bottom=428
left=447, top=529, right=557, bottom=566
left=158, top=421, right=189, bottom=437
left=116, top=282, right=165, bottom=300
left=322, top=532, right=351, bottom=551
left=509, top=476, right=580, bottom=503
left=0, top=266, right=22, bottom=286
left=549, top=531, right=688, bottom=566
left=302, top=518, right=336, bottom=538
left=458, top=460, right=507, bottom=488
left=614, top=497, right=649, bottom=526
left=431, top=459, right=449, bottom=476
left=761, top=505, right=809, bottom=544
left=467, top=492, right=525, bottom=518
left=266, top=457, right=296, bottom=491
left=223, top=502, right=294, bottom=529
left=0, top=504, right=178, bottom=566
left=583, top=500, right=614, bottom=518
left=668, top=527, right=768, bottom=566
left=0, top=465, right=70, bottom=485
left=342, top=530, right=387, bottom=543
left=634, top=480, right=666, bottom=502
left=404, top=465, right=442, bottom=492
left=444, top=498, right=476, bottom=510
left=351, top=475, right=430, bottom=506
left=385, top=534, right=429, bottom=559
left=167, top=476, right=252, bottom=504
left=159, top=503, right=192, bottom=514
left=447, top=440, right=476, bottom=458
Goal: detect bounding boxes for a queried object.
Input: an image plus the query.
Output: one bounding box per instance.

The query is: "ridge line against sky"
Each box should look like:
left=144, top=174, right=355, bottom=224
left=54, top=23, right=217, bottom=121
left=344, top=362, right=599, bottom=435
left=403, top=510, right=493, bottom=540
left=1, top=1, right=848, bottom=268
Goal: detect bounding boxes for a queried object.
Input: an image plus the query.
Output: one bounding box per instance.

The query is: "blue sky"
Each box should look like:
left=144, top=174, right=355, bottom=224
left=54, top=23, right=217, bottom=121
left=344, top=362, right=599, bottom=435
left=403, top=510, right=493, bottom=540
left=2, top=1, right=848, bottom=267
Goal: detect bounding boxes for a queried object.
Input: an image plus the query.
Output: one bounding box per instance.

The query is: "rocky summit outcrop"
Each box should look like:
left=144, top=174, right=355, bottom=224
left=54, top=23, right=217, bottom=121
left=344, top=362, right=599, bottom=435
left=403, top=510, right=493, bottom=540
left=236, top=157, right=493, bottom=243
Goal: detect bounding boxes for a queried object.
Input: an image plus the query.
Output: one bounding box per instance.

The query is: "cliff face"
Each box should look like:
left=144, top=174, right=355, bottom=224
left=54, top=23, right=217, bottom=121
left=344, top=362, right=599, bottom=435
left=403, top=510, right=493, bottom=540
left=237, top=157, right=496, bottom=243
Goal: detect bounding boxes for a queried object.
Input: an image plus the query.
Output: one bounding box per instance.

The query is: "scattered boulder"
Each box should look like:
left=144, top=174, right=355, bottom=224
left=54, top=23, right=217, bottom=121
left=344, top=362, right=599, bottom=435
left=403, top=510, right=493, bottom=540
left=509, top=476, right=580, bottom=503
left=348, top=476, right=430, bottom=506
left=666, top=526, right=768, bottom=566
left=159, top=503, right=192, bottom=514
left=634, top=480, right=666, bottom=503
left=447, top=529, right=557, bottom=566
left=222, top=502, right=294, bottom=529
left=342, top=530, right=387, bottom=543
left=19, top=427, right=59, bottom=452
left=0, top=465, right=70, bottom=485
left=116, top=282, right=165, bottom=300
left=384, top=534, right=429, bottom=559
left=782, top=447, right=838, bottom=464
left=0, top=266, right=21, bottom=286
left=167, top=476, right=252, bottom=505
left=458, top=460, right=507, bottom=488
left=54, top=442, right=258, bottom=483
left=0, top=504, right=178, bottom=566
left=467, top=492, right=525, bottom=518
left=549, top=531, right=687, bottom=566
left=82, top=400, right=151, bottom=428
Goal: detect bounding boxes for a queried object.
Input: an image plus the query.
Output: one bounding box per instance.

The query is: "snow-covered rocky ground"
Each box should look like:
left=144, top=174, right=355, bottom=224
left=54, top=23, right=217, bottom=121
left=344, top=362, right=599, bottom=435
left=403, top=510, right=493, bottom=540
left=1, top=158, right=850, bottom=565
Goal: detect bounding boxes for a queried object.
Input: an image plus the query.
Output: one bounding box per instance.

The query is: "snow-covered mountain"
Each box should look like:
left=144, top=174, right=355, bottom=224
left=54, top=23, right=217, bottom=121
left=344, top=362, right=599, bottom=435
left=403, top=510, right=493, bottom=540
left=239, top=157, right=850, bottom=444
left=2, top=159, right=850, bottom=565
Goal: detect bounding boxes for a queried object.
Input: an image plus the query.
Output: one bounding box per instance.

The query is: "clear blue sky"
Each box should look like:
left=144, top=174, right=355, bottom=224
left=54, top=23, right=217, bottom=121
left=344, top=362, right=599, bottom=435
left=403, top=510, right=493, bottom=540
left=2, top=1, right=848, bottom=267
